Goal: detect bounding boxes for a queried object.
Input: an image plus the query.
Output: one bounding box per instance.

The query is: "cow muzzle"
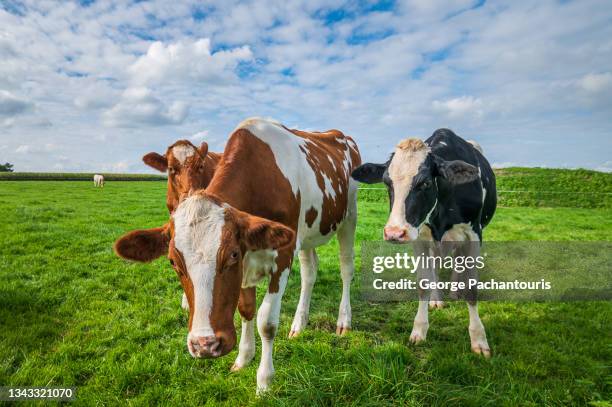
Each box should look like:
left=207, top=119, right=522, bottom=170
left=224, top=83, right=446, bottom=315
left=384, top=225, right=410, bottom=242
left=188, top=335, right=223, bottom=358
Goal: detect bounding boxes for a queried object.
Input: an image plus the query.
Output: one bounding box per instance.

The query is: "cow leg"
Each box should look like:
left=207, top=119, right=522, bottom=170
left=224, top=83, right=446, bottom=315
left=256, top=265, right=291, bottom=394
left=289, top=249, right=318, bottom=338
left=428, top=268, right=445, bottom=309
left=468, top=302, right=490, bottom=357
left=335, top=198, right=356, bottom=335
left=410, top=241, right=433, bottom=344
left=231, top=318, right=256, bottom=371
left=462, top=240, right=491, bottom=358
left=232, top=287, right=257, bottom=371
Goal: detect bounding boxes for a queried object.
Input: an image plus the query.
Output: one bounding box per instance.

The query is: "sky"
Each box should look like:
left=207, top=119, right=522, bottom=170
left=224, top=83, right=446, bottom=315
left=0, top=0, right=611, bottom=173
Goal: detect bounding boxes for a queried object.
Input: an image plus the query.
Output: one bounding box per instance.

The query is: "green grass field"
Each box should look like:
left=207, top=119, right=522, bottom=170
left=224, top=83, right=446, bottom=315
left=0, top=172, right=166, bottom=181
left=0, top=180, right=610, bottom=406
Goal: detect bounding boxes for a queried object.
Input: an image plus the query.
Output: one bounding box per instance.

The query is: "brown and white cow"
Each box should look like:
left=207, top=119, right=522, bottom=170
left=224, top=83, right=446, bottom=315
left=142, top=139, right=221, bottom=310
left=114, top=118, right=361, bottom=393
left=142, top=139, right=222, bottom=213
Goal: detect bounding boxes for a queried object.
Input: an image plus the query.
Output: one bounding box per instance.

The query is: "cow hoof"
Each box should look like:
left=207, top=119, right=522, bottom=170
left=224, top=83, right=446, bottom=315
left=409, top=322, right=428, bottom=344
left=256, top=369, right=274, bottom=396
left=469, top=324, right=490, bottom=358
left=231, top=362, right=246, bottom=372
left=429, top=300, right=445, bottom=309
left=336, top=326, right=351, bottom=335
left=289, top=314, right=307, bottom=338
left=409, top=331, right=426, bottom=344
left=471, top=343, right=491, bottom=358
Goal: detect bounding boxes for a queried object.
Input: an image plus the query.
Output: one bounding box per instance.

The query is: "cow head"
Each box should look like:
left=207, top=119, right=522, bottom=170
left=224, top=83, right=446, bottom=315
left=142, top=140, right=219, bottom=212
left=113, top=193, right=295, bottom=359
left=351, top=138, right=479, bottom=242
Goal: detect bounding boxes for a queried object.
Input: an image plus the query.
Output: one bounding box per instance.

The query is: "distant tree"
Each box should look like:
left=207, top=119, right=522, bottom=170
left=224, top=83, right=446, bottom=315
left=0, top=162, right=14, bottom=172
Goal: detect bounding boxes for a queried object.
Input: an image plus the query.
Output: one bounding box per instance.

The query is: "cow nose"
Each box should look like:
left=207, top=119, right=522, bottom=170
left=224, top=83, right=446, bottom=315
left=189, top=335, right=222, bottom=358
left=384, top=226, right=410, bottom=242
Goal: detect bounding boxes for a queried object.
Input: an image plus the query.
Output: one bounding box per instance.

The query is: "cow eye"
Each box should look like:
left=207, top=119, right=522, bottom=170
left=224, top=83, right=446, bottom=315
left=420, top=180, right=431, bottom=189
left=231, top=251, right=239, bottom=260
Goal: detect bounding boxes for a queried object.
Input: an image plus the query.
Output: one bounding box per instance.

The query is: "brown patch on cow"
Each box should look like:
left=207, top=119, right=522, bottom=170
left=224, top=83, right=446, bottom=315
left=143, top=139, right=221, bottom=213
left=260, top=323, right=277, bottom=340
left=305, top=206, right=318, bottom=227
left=238, top=287, right=256, bottom=321
left=206, top=220, right=242, bottom=353
left=269, top=248, right=294, bottom=294
left=114, top=224, right=171, bottom=262
left=168, top=237, right=195, bottom=330
left=142, top=152, right=167, bottom=172
left=206, top=129, right=300, bottom=294
left=287, top=128, right=361, bottom=235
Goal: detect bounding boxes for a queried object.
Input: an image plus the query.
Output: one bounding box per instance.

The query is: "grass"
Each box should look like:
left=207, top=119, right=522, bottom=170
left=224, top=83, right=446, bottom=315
left=0, top=180, right=610, bottom=406
left=0, top=172, right=166, bottom=181
left=358, top=167, right=612, bottom=208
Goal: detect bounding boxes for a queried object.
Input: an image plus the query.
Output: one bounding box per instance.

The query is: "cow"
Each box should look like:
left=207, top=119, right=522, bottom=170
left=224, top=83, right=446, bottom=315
left=142, top=139, right=222, bottom=310
left=142, top=139, right=222, bottom=213
left=351, top=128, right=496, bottom=358
left=114, top=118, right=361, bottom=393
left=93, top=174, right=104, bottom=187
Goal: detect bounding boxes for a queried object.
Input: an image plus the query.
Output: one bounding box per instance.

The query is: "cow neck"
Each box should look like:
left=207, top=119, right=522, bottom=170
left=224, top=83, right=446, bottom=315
left=204, top=129, right=298, bottom=224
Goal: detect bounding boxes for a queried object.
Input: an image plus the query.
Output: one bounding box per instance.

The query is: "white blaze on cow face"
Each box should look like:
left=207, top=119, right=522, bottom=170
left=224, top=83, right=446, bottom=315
left=172, top=195, right=226, bottom=357
left=385, top=138, right=431, bottom=242
left=172, top=144, right=196, bottom=164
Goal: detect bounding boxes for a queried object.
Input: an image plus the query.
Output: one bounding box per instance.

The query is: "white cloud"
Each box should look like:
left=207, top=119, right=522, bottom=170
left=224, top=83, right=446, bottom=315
left=0, top=90, right=33, bottom=117
left=103, top=87, right=189, bottom=127
left=0, top=0, right=611, bottom=172
left=432, top=96, right=484, bottom=120
left=128, top=38, right=252, bottom=86
left=577, top=72, right=612, bottom=94
left=15, top=143, right=57, bottom=154
left=190, top=130, right=210, bottom=143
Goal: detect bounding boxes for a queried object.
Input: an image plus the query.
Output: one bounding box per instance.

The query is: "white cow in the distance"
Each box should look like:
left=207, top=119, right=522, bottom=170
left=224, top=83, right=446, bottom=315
left=93, top=174, right=105, bottom=187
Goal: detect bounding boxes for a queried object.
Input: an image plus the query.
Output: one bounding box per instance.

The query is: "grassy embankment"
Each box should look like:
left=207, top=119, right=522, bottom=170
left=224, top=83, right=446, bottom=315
left=0, top=168, right=610, bottom=405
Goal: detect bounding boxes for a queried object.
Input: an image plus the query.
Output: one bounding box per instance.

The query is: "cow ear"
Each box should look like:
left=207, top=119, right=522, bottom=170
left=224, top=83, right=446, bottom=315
left=114, top=225, right=170, bottom=263
left=142, top=152, right=168, bottom=172
left=432, top=155, right=479, bottom=185
left=351, top=163, right=386, bottom=184
left=233, top=209, right=295, bottom=251
left=198, top=142, right=209, bottom=158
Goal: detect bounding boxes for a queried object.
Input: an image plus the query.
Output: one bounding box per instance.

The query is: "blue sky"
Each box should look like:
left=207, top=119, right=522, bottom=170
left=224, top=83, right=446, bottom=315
left=1, top=0, right=611, bottom=172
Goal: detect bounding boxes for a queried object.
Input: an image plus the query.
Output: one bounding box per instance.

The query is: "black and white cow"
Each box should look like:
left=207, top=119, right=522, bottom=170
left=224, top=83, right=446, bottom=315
left=352, top=128, right=496, bottom=357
